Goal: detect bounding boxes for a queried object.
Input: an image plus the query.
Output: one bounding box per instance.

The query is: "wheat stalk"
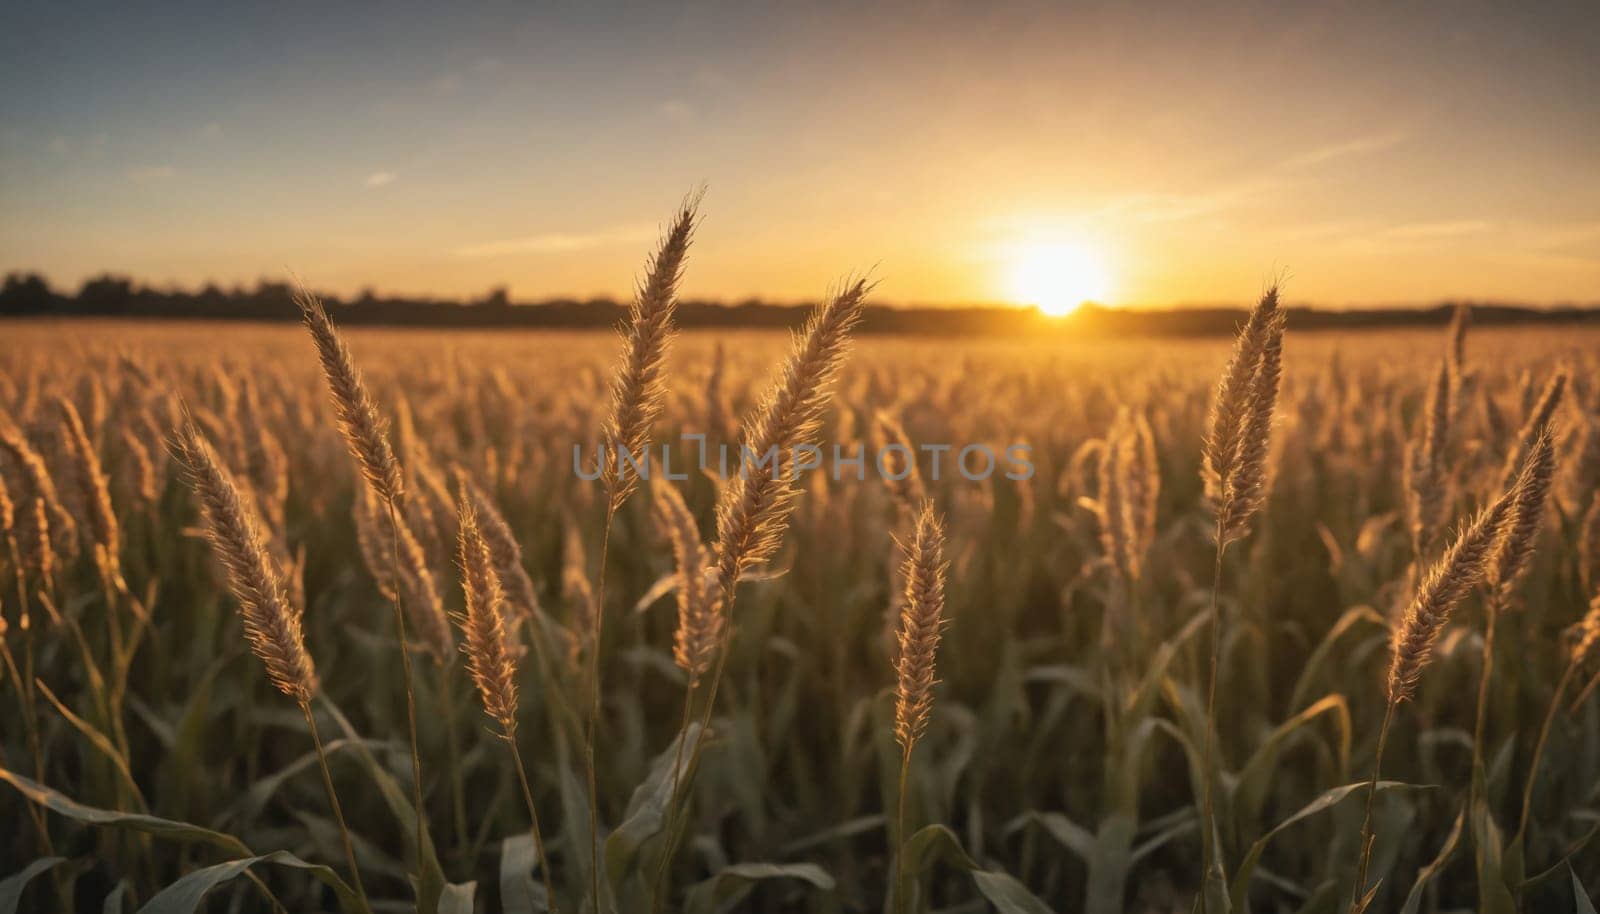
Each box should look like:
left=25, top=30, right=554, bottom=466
left=1095, top=418, right=1130, bottom=580
left=1448, top=302, right=1470, bottom=373
left=1486, top=426, right=1557, bottom=603
left=1403, top=360, right=1453, bottom=560
left=581, top=194, right=702, bottom=911
left=0, top=410, right=78, bottom=557
left=871, top=408, right=924, bottom=653
left=455, top=494, right=520, bottom=730
left=653, top=480, right=721, bottom=678
left=456, top=471, right=543, bottom=626
left=1120, top=410, right=1160, bottom=579
left=651, top=278, right=870, bottom=914
left=0, top=470, right=12, bottom=537
left=1500, top=373, right=1565, bottom=490
left=1467, top=427, right=1555, bottom=845
left=1198, top=287, right=1285, bottom=909
left=890, top=500, right=947, bottom=914
left=294, top=283, right=428, bottom=896
left=17, top=497, right=52, bottom=587
left=893, top=500, right=948, bottom=752
left=872, top=410, right=926, bottom=513
left=1582, top=492, right=1600, bottom=595
left=1349, top=475, right=1521, bottom=912
left=56, top=396, right=119, bottom=570
left=172, top=418, right=370, bottom=910
left=1514, top=585, right=1600, bottom=856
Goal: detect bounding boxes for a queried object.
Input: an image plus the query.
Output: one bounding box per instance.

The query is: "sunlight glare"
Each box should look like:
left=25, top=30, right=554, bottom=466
left=1006, top=241, right=1112, bottom=316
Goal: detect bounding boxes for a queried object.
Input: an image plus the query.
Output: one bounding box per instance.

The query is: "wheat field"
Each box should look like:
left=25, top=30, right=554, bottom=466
left=2, top=291, right=1599, bottom=913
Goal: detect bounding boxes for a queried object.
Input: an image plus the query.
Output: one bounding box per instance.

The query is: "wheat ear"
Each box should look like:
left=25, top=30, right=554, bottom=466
left=174, top=419, right=316, bottom=702
left=891, top=500, right=947, bottom=914
left=601, top=193, right=701, bottom=511
left=713, top=279, right=871, bottom=590
left=653, top=480, right=721, bottom=678
left=295, top=288, right=404, bottom=503
left=1485, top=426, right=1557, bottom=602
left=0, top=410, right=78, bottom=555
left=454, top=494, right=519, bottom=731
left=18, top=497, right=52, bottom=586
left=1500, top=373, right=1565, bottom=490
left=1403, top=360, right=1453, bottom=560
left=56, top=396, right=119, bottom=568
left=457, top=472, right=544, bottom=626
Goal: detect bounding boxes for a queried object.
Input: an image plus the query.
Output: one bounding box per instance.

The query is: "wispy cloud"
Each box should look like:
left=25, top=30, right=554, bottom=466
left=1380, top=220, right=1492, bottom=239
left=1326, top=218, right=1495, bottom=256
left=1281, top=129, right=1408, bottom=170
left=1524, top=221, right=1600, bottom=250
left=658, top=99, right=694, bottom=122
left=1100, top=176, right=1287, bottom=224
left=430, top=73, right=464, bottom=96
left=365, top=171, right=398, bottom=188
left=454, top=224, right=657, bottom=258
left=1097, top=129, right=1409, bottom=226
left=126, top=165, right=176, bottom=183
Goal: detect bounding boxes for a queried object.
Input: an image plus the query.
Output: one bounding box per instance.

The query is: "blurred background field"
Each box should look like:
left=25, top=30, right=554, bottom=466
left=1, top=318, right=1598, bottom=912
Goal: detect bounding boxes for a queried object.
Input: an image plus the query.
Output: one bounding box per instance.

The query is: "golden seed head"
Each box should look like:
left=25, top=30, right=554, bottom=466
left=894, top=500, right=948, bottom=752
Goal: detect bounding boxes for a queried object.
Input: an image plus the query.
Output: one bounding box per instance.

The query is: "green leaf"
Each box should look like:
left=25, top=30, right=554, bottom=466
left=500, top=834, right=549, bottom=914
left=0, top=857, right=67, bottom=914
left=437, top=881, right=477, bottom=914
left=1131, top=813, right=1197, bottom=865
left=321, top=698, right=446, bottom=914
left=1234, top=695, right=1350, bottom=829
left=104, top=881, right=131, bottom=914
left=972, top=869, right=1053, bottom=914
left=1010, top=810, right=1094, bottom=862
left=1399, top=805, right=1464, bottom=914
left=778, top=815, right=884, bottom=855
left=216, top=736, right=375, bottom=830
left=603, top=722, right=704, bottom=903
left=1287, top=606, right=1386, bottom=714
left=1522, top=819, right=1600, bottom=889
left=1127, top=611, right=1207, bottom=723
left=1574, top=866, right=1597, bottom=914
left=896, top=823, right=976, bottom=909
left=1085, top=814, right=1138, bottom=914
left=1288, top=879, right=1341, bottom=914
left=901, top=822, right=977, bottom=873
left=134, top=851, right=362, bottom=914
left=0, top=767, right=248, bottom=855
left=1471, top=793, right=1517, bottom=914
left=1229, top=781, right=1422, bottom=910
left=681, top=862, right=834, bottom=914
left=35, top=679, right=149, bottom=811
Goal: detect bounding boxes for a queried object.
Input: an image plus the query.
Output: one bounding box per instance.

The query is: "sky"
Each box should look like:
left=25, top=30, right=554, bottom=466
left=2, top=0, right=1598, bottom=309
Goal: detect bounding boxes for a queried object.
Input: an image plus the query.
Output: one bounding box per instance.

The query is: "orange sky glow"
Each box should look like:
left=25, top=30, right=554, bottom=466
left=2, top=3, right=1597, bottom=309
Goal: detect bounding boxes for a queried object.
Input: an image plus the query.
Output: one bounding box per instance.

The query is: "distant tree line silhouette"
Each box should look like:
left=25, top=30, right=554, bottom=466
left=2, top=271, right=1596, bottom=337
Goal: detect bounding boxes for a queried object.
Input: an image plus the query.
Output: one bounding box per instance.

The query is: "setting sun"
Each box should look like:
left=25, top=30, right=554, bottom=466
left=1006, top=241, right=1113, bottom=316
